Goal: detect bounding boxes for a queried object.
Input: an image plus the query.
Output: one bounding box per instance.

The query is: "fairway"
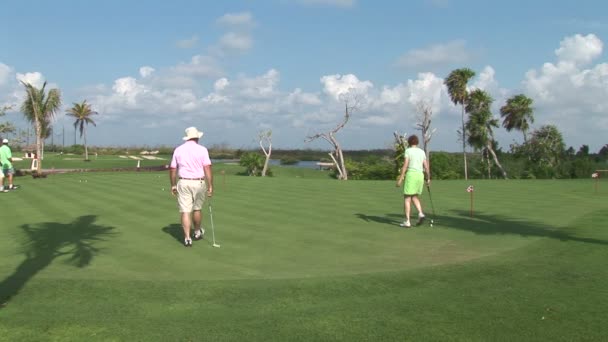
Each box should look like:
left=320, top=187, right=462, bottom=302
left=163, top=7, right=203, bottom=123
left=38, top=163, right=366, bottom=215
left=1, top=169, right=607, bottom=341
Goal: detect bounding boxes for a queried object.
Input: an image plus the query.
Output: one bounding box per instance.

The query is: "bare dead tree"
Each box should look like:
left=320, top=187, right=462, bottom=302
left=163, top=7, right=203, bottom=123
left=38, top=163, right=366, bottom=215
left=393, top=131, right=408, bottom=149
left=305, top=97, right=359, bottom=180
left=258, top=129, right=272, bottom=177
left=414, top=100, right=437, bottom=159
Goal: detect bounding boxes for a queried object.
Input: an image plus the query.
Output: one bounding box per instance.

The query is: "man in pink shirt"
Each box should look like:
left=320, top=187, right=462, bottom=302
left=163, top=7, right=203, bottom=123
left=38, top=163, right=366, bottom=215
left=169, top=127, right=213, bottom=247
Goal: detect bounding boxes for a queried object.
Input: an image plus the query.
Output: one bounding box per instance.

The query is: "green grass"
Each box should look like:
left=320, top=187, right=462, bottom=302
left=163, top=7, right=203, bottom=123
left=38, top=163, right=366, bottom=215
left=11, top=152, right=170, bottom=171
left=0, top=169, right=607, bottom=341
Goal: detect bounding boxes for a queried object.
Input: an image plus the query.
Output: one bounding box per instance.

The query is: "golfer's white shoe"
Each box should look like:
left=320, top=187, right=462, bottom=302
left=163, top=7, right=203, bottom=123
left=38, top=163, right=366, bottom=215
left=194, top=228, right=205, bottom=240
left=416, top=214, right=426, bottom=226
left=399, top=221, right=412, bottom=228
left=184, top=238, right=193, bottom=247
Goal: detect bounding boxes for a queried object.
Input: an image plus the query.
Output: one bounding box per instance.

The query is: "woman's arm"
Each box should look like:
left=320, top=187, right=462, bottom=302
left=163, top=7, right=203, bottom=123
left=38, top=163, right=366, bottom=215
left=396, top=158, right=410, bottom=186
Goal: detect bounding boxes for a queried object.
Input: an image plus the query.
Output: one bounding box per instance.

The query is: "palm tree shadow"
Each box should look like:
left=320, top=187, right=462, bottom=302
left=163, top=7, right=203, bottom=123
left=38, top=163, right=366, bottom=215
left=355, top=213, right=404, bottom=226
left=444, top=210, right=608, bottom=245
left=0, top=215, right=116, bottom=309
left=162, top=224, right=183, bottom=245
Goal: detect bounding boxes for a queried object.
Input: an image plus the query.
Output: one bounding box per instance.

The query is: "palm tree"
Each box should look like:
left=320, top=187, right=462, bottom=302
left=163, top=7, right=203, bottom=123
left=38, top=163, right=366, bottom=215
left=65, top=100, right=98, bottom=160
left=20, top=82, right=62, bottom=175
left=445, top=68, right=476, bottom=180
left=500, top=94, right=534, bottom=142
left=465, top=89, right=507, bottom=179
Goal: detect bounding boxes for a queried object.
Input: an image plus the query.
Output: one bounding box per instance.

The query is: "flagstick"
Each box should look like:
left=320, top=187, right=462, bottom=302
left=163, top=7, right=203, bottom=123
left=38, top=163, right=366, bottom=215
left=470, top=190, right=474, bottom=218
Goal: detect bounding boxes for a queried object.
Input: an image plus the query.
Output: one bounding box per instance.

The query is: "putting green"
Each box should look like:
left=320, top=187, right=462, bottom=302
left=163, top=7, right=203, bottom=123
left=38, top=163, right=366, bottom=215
left=2, top=172, right=586, bottom=282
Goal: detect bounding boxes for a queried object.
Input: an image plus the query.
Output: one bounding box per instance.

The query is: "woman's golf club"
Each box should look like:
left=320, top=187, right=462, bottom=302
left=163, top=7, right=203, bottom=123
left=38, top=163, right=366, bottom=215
left=426, top=183, right=436, bottom=227
left=208, top=200, right=220, bottom=248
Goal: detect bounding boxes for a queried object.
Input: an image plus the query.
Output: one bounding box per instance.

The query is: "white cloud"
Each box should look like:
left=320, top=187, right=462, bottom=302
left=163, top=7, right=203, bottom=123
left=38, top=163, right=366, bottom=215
left=74, top=34, right=608, bottom=151
left=217, top=12, right=255, bottom=28
left=176, top=35, right=199, bottom=49
left=0, top=63, right=12, bottom=86
left=522, top=33, right=608, bottom=150
left=171, top=55, right=222, bottom=78
left=555, top=33, right=602, bottom=65
left=203, top=92, right=229, bottom=104
left=238, top=69, right=280, bottom=99
left=471, top=66, right=500, bottom=93
left=219, top=32, right=253, bottom=52
left=139, top=66, right=155, bottom=78
left=16, top=72, right=45, bottom=88
left=396, top=40, right=472, bottom=68
left=286, top=88, right=321, bottom=106
left=406, top=72, right=446, bottom=111
left=321, top=74, right=373, bottom=101
left=214, top=77, right=229, bottom=91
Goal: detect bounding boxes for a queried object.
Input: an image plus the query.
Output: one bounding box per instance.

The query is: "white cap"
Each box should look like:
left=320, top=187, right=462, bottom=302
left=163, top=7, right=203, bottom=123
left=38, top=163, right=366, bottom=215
left=1, top=139, right=7, bottom=143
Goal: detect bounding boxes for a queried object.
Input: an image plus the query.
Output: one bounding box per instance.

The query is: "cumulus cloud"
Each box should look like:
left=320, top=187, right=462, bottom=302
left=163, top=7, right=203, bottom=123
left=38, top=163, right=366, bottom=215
left=238, top=69, right=280, bottom=99
left=16, top=72, right=45, bottom=88
left=0, top=63, right=12, bottom=86
left=320, top=74, right=373, bottom=101
left=522, top=33, right=608, bottom=149
left=176, top=35, right=199, bottom=49
left=212, top=12, right=256, bottom=55
left=73, top=33, right=608, bottom=151
left=219, top=32, right=253, bottom=52
left=396, top=40, right=472, bottom=68
left=139, top=66, right=155, bottom=78
left=214, top=77, right=229, bottom=91
left=217, top=12, right=255, bottom=28
left=171, top=55, right=222, bottom=78
left=286, top=88, right=322, bottom=106
left=555, top=33, right=602, bottom=65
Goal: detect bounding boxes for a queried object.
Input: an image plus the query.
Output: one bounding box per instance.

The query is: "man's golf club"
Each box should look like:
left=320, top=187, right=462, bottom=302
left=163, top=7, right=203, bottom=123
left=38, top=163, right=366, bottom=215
left=426, top=183, right=436, bottom=227
left=208, top=200, right=220, bottom=248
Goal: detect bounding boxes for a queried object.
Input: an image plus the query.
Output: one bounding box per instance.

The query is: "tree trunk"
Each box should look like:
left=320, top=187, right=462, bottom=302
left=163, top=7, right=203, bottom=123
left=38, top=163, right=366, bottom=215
left=260, top=140, right=271, bottom=177
left=35, top=118, right=42, bottom=175
left=461, top=105, right=468, bottom=180
left=330, top=133, right=347, bottom=180
left=328, top=153, right=344, bottom=179
left=486, top=150, right=491, bottom=179
left=84, top=125, right=89, bottom=160
left=487, top=143, right=507, bottom=179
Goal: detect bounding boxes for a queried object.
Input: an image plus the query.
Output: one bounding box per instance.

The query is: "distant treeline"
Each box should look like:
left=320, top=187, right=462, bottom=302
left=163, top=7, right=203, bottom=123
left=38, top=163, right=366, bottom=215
left=34, top=143, right=608, bottom=180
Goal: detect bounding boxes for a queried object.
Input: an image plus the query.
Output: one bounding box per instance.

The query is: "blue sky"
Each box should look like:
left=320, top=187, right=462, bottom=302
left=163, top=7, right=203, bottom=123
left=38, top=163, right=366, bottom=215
left=1, top=0, right=607, bottom=152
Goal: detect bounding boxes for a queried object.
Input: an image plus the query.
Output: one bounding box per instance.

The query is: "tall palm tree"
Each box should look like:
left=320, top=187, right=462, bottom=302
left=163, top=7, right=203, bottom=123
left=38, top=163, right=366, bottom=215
left=65, top=100, right=98, bottom=160
left=20, top=82, right=62, bottom=175
left=500, top=94, right=534, bottom=142
left=465, top=89, right=507, bottom=179
left=445, top=68, right=476, bottom=180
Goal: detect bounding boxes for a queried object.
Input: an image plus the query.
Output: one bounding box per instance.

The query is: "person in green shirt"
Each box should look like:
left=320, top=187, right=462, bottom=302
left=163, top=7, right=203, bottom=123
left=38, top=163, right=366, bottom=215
left=396, top=135, right=430, bottom=228
left=0, top=138, right=15, bottom=191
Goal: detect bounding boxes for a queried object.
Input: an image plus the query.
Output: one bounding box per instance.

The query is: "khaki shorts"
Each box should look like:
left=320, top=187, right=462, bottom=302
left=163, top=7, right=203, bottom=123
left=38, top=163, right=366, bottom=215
left=177, top=179, right=208, bottom=213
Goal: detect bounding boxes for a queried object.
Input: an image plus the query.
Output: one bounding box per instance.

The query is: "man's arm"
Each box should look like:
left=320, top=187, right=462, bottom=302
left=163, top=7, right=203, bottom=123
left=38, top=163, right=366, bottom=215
left=169, top=168, right=178, bottom=196
left=204, top=164, right=213, bottom=196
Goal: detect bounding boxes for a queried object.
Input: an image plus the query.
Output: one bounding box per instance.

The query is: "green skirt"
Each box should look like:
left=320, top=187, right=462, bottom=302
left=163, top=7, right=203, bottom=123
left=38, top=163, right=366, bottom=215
left=403, top=170, right=423, bottom=196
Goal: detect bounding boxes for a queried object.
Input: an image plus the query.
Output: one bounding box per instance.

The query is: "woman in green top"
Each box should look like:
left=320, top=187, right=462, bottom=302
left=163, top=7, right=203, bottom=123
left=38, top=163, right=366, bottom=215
left=396, top=135, right=430, bottom=228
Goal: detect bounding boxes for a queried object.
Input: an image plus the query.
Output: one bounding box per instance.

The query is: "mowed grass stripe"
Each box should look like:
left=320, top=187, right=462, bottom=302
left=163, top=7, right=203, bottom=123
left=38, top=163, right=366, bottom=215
left=2, top=173, right=608, bottom=341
